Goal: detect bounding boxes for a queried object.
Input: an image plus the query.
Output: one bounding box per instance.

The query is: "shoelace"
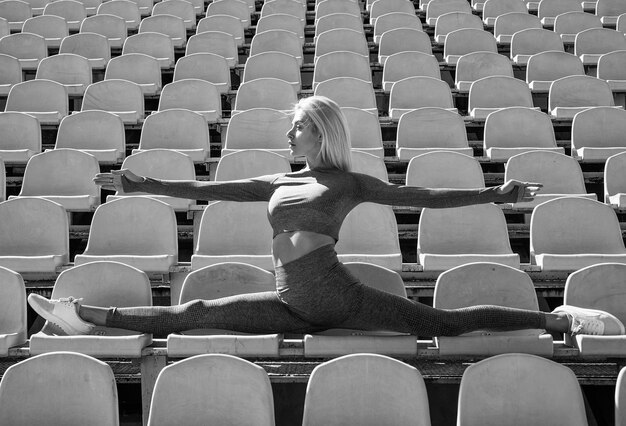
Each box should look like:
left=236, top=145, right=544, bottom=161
left=571, top=317, right=604, bottom=336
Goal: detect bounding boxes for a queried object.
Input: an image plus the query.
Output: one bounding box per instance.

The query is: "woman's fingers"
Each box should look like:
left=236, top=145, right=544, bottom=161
left=518, top=181, right=543, bottom=202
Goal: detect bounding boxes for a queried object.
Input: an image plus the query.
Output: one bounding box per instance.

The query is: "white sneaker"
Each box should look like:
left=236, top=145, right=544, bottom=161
left=552, top=305, right=625, bottom=336
left=28, top=293, right=95, bottom=335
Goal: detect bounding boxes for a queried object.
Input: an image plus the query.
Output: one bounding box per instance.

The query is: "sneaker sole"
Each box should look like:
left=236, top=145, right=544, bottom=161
left=28, top=294, right=84, bottom=335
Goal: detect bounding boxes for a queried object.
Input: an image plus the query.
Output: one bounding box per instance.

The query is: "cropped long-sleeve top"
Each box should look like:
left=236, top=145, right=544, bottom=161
left=123, top=168, right=515, bottom=241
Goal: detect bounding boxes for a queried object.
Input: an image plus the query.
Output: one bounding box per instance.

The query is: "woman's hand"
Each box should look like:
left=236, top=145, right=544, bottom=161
left=93, top=169, right=144, bottom=192
left=496, top=179, right=543, bottom=203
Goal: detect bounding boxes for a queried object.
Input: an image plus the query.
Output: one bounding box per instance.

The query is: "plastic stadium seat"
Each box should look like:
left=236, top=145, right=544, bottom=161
left=80, top=14, right=127, bottom=48
left=147, top=354, right=274, bottom=426
left=618, top=366, right=626, bottom=426
left=571, top=106, right=626, bottom=162
left=205, top=0, right=251, bottom=29
left=82, top=79, right=144, bottom=124
left=434, top=262, right=553, bottom=355
left=0, top=352, right=119, bottom=426
left=396, top=108, right=472, bottom=159
left=75, top=197, right=178, bottom=273
left=158, top=78, right=221, bottom=122
left=315, top=76, right=378, bottom=113
left=493, top=11, right=542, bottom=44
left=342, top=107, right=384, bottom=157
left=10, top=148, right=100, bottom=211
left=373, top=11, right=423, bottom=44
left=350, top=150, right=388, bottom=181
left=597, top=50, right=626, bottom=93
left=122, top=32, right=175, bottom=69
left=525, top=50, right=583, bottom=91
left=574, top=27, right=626, bottom=66
left=455, top=51, right=514, bottom=92
left=315, top=0, right=361, bottom=21
left=177, top=0, right=203, bottom=16
left=0, top=53, right=20, bottom=96
left=0, top=197, right=69, bottom=273
left=0, top=16, right=7, bottom=35
left=222, top=108, right=291, bottom=156
left=505, top=150, right=595, bottom=208
left=105, top=53, right=162, bottom=95
left=548, top=75, right=617, bottom=119
left=0, top=112, right=40, bottom=163
left=59, top=32, right=110, bottom=70
left=215, top=149, right=291, bottom=181
left=302, top=354, right=430, bottom=425
left=419, top=203, right=520, bottom=271
left=336, top=203, right=402, bottom=271
left=22, top=14, right=68, bottom=49
left=43, top=0, right=85, bottom=31
left=457, top=353, right=588, bottom=426
left=315, top=12, right=362, bottom=41
left=96, top=0, right=141, bottom=31
left=468, top=75, right=536, bottom=119
left=0, top=0, right=32, bottom=31
left=244, top=51, right=301, bottom=91
left=389, top=76, right=457, bottom=118
left=173, top=52, right=230, bottom=94
left=260, top=0, right=306, bottom=23
left=561, top=263, right=626, bottom=355
left=406, top=150, right=483, bottom=188
left=553, top=10, right=602, bottom=43
left=197, top=14, right=245, bottom=47
left=249, top=29, right=303, bottom=66
left=537, top=0, right=583, bottom=26
left=595, top=0, right=626, bottom=25
left=0, top=32, right=46, bottom=71
left=139, top=14, right=187, bottom=48
left=605, top=152, right=626, bottom=206
left=482, top=0, right=527, bottom=26
left=256, top=13, right=304, bottom=45
left=81, top=0, right=104, bottom=16
left=434, top=11, right=483, bottom=44
left=5, top=79, right=67, bottom=125
left=619, top=12, right=626, bottom=33
left=313, top=50, right=370, bottom=89
left=152, top=0, right=195, bottom=30
left=425, top=0, right=471, bottom=27
left=443, top=28, right=498, bottom=65
left=0, top=266, right=26, bottom=356
left=167, top=263, right=281, bottom=357
left=233, top=77, right=298, bottom=113
left=35, top=53, right=91, bottom=96
left=530, top=197, right=626, bottom=271
left=382, top=51, right=440, bottom=92
left=314, top=27, right=369, bottom=60
left=186, top=31, right=238, bottom=68
left=510, top=28, right=564, bottom=66
left=369, top=0, right=415, bottom=26
left=0, top=158, right=4, bottom=201
left=483, top=107, right=561, bottom=161
left=378, top=27, right=432, bottom=65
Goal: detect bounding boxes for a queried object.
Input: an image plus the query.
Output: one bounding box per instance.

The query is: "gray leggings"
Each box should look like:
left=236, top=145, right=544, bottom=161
left=106, top=245, right=547, bottom=337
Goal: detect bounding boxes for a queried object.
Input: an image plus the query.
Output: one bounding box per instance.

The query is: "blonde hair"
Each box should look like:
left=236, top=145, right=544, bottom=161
left=294, top=96, right=352, bottom=171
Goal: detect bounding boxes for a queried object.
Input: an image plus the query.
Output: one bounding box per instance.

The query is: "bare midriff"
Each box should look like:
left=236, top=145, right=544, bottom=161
left=272, top=231, right=336, bottom=267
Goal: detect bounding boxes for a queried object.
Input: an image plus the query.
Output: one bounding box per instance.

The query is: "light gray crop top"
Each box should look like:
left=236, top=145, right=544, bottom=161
left=124, top=168, right=511, bottom=241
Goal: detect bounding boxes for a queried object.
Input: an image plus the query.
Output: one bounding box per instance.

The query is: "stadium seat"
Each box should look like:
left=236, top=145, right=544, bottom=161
left=233, top=77, right=298, bottom=113
left=315, top=76, right=378, bottom=114
left=42, top=0, right=86, bottom=31
left=151, top=0, right=195, bottom=30
left=434, top=262, right=553, bottom=355
left=468, top=75, right=536, bottom=119
left=81, top=79, right=144, bottom=124
left=505, top=150, right=595, bottom=209
left=342, top=107, right=384, bottom=157
left=5, top=79, right=67, bottom=125
left=597, top=50, right=626, bottom=94
left=302, top=354, right=431, bottom=425
left=313, top=50, right=370, bottom=89
left=214, top=149, right=292, bottom=181
left=139, top=14, right=186, bottom=48
left=525, top=50, right=583, bottom=91
left=0, top=197, right=69, bottom=273
left=378, top=27, right=432, bottom=65
left=249, top=29, right=303, bottom=66
left=197, top=14, right=245, bottom=47
left=0, top=16, right=7, bottom=35
left=389, top=76, right=457, bottom=118
left=244, top=51, right=301, bottom=91
left=0, top=0, right=32, bottom=31
left=166, top=263, right=281, bottom=357
left=382, top=51, right=440, bottom=92
left=618, top=12, right=626, bottom=33
left=457, top=353, right=587, bottom=426
left=454, top=51, right=514, bottom=92
left=186, top=31, right=238, bottom=68
left=315, top=0, right=362, bottom=21
left=256, top=13, right=304, bottom=44
left=147, top=354, right=275, bottom=426
left=22, top=14, right=68, bottom=49
left=605, top=152, right=626, bottom=206
left=80, top=14, right=127, bottom=49
left=369, top=0, right=415, bottom=26
left=0, top=352, right=119, bottom=426
left=373, top=11, right=423, bottom=44
left=108, top=149, right=196, bottom=211
left=548, top=75, right=617, bottom=119
left=482, top=0, right=527, bottom=26
left=0, top=111, right=40, bottom=163
left=260, top=0, right=306, bottom=23
left=434, top=11, right=484, bottom=44
left=35, top=53, right=91, bottom=96
left=122, top=32, right=175, bottom=69
left=443, top=27, right=498, bottom=65
left=96, top=0, right=141, bottom=31
left=0, top=53, right=20, bottom=96
left=0, top=32, right=46, bottom=70
left=493, top=11, right=542, bottom=44
left=59, top=32, right=110, bottom=70
left=418, top=203, right=520, bottom=271
left=222, top=108, right=292, bottom=157
left=571, top=106, right=626, bottom=162
left=537, top=0, right=583, bottom=26
left=315, top=12, right=363, bottom=41
left=314, top=27, right=369, bottom=60
left=79, top=0, right=104, bottom=16
left=105, top=53, right=162, bottom=95
left=30, top=261, right=153, bottom=356
left=574, top=27, right=626, bottom=66
left=10, top=148, right=100, bottom=211
left=530, top=197, right=626, bottom=271
left=561, top=263, right=626, bottom=355
left=0, top=158, right=4, bottom=201
left=350, top=150, right=388, bottom=181
left=0, top=266, right=26, bottom=356
left=396, top=108, right=472, bottom=159
left=510, top=28, right=564, bottom=66
left=618, top=366, right=626, bottom=426
left=595, top=0, right=626, bottom=25
left=173, top=52, right=230, bottom=94
left=158, top=78, right=221, bottom=122
left=406, top=150, right=484, bottom=188
left=425, top=0, right=472, bottom=27
left=553, top=10, right=602, bottom=43
left=205, top=0, right=251, bottom=29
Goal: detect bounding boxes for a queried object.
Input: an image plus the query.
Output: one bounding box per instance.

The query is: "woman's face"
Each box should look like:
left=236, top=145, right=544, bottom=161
left=286, top=109, right=322, bottom=159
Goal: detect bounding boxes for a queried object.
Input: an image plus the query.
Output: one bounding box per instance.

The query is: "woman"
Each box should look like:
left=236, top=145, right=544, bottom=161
left=29, top=96, right=624, bottom=337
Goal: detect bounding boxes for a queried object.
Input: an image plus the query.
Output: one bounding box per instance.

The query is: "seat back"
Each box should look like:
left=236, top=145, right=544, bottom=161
left=80, top=13, right=128, bottom=46
left=342, top=107, right=383, bottom=155
left=244, top=51, right=301, bottom=90
left=6, top=79, right=68, bottom=116
left=158, top=78, right=222, bottom=115
left=370, top=0, right=416, bottom=25
left=205, top=0, right=251, bottom=28
left=151, top=0, right=195, bottom=29
left=313, top=50, right=370, bottom=88
left=597, top=49, right=626, bottom=81
left=435, top=11, right=484, bottom=41
left=59, top=32, right=111, bottom=64
left=0, top=266, right=26, bottom=338
left=315, top=27, right=369, bottom=58
left=56, top=110, right=125, bottom=154
left=605, top=152, right=626, bottom=202
left=82, top=79, right=145, bottom=117
left=456, top=51, right=514, bottom=86
left=234, top=77, right=298, bottom=111
left=571, top=106, right=626, bottom=150
left=249, top=29, right=302, bottom=64
left=119, top=149, right=196, bottom=193
left=373, top=11, right=422, bottom=43
left=35, top=53, right=92, bottom=87
left=407, top=150, right=484, bottom=188
left=215, top=149, right=291, bottom=180
left=173, top=52, right=230, bottom=92
left=390, top=76, right=455, bottom=111
left=511, top=28, right=565, bottom=61
left=0, top=32, right=47, bottom=63
left=350, top=150, right=388, bottom=181
left=538, top=0, right=583, bottom=21
left=574, top=27, right=626, bottom=57
left=548, top=75, right=615, bottom=110
left=0, top=52, right=21, bottom=87
left=139, top=108, right=209, bottom=150
left=22, top=15, right=69, bottom=41
left=139, top=14, right=186, bottom=42
left=185, top=31, right=238, bottom=66
left=397, top=107, right=468, bottom=149
left=382, top=51, right=441, bottom=91
left=256, top=13, right=304, bottom=41
left=483, top=107, right=556, bottom=149
left=378, top=27, right=433, bottom=62
left=224, top=108, right=292, bottom=150
left=426, top=0, right=472, bottom=24
left=315, top=12, right=363, bottom=38
left=122, top=31, right=175, bottom=65
left=197, top=14, right=245, bottom=46
left=505, top=150, right=587, bottom=194
left=0, top=111, right=40, bottom=152
left=468, top=75, right=534, bottom=110
left=493, top=11, right=542, bottom=39
left=443, top=28, right=498, bottom=57
left=96, top=0, right=140, bottom=29
left=105, top=52, right=162, bottom=89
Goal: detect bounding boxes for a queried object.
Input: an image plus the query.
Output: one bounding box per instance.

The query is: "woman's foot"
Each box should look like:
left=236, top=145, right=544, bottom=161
left=28, top=294, right=95, bottom=335
left=552, top=305, right=625, bottom=336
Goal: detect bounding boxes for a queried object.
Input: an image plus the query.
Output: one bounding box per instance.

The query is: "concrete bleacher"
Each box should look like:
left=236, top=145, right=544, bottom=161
left=2, top=0, right=626, bottom=424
